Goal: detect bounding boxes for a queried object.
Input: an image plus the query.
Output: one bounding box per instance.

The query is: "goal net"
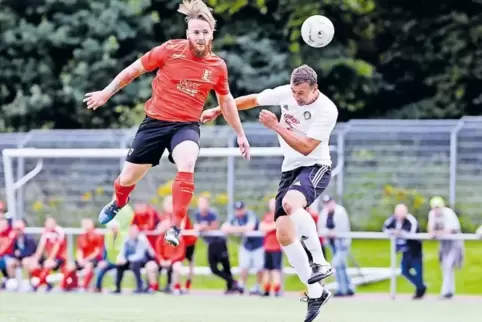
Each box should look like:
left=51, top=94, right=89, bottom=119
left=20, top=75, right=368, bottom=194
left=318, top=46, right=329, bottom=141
left=2, top=147, right=340, bottom=226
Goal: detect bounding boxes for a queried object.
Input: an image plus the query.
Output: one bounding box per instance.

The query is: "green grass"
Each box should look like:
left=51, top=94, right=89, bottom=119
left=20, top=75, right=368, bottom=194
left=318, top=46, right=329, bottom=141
left=183, top=239, right=482, bottom=294
left=0, top=292, right=480, bottom=322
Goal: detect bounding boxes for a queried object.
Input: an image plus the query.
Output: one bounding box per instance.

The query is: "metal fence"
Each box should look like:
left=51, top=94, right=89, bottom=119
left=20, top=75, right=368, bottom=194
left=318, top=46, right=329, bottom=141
left=1, top=116, right=482, bottom=228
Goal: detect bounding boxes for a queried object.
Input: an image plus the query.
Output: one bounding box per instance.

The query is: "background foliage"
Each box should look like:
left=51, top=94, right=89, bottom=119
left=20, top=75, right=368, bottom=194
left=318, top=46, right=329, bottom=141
left=1, top=0, right=481, bottom=131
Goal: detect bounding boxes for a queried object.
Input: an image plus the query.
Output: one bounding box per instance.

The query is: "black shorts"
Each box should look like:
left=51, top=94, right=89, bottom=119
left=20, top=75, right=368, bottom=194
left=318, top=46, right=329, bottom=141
left=75, top=258, right=99, bottom=270
left=39, top=257, right=65, bottom=271
left=264, top=251, right=283, bottom=270
left=126, top=116, right=201, bottom=166
left=275, top=164, right=331, bottom=220
left=185, top=244, right=195, bottom=262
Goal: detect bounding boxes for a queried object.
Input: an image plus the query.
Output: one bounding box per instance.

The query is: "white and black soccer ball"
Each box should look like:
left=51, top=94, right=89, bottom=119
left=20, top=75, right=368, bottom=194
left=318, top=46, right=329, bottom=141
left=301, top=15, right=335, bottom=48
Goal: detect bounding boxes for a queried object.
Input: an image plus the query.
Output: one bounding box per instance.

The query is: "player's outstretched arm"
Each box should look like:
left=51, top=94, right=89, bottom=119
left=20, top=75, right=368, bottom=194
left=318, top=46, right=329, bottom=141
left=201, top=94, right=259, bottom=123
left=83, top=60, right=146, bottom=110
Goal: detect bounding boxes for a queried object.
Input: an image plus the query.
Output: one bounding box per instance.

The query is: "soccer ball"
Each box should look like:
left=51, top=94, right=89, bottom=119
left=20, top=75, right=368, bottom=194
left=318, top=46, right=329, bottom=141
left=301, top=15, right=335, bottom=48
left=5, top=278, right=19, bottom=291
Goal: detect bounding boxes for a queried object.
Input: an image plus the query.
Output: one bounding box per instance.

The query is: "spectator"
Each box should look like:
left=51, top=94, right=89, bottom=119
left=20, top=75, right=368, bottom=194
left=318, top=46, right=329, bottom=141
left=306, top=207, right=327, bottom=261
left=145, top=233, right=186, bottom=295
left=0, top=217, right=15, bottom=281
left=9, top=220, right=37, bottom=282
left=29, top=217, right=67, bottom=291
left=194, top=196, right=239, bottom=294
left=427, top=196, right=464, bottom=299
left=318, top=195, right=354, bottom=297
left=95, top=220, right=125, bottom=292
left=222, top=201, right=264, bottom=295
left=383, top=204, right=426, bottom=299
left=114, top=224, right=152, bottom=294
left=63, top=218, right=103, bottom=291
left=133, top=202, right=161, bottom=249
left=180, top=212, right=197, bottom=293
left=0, top=202, right=12, bottom=229
left=259, top=198, right=283, bottom=297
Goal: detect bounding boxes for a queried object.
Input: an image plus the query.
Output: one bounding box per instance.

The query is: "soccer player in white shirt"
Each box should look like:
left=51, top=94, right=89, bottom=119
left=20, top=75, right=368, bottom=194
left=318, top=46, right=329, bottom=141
left=202, top=65, right=336, bottom=322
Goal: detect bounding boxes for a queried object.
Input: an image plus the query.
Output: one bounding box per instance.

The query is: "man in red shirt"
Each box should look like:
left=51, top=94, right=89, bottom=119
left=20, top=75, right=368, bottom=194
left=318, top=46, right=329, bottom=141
left=84, top=0, right=251, bottom=249
left=62, top=219, right=103, bottom=291
left=260, top=198, right=283, bottom=297
left=28, top=217, right=67, bottom=291
left=145, top=233, right=186, bottom=295
left=133, top=203, right=161, bottom=249
left=0, top=217, right=15, bottom=280
left=180, top=213, right=197, bottom=291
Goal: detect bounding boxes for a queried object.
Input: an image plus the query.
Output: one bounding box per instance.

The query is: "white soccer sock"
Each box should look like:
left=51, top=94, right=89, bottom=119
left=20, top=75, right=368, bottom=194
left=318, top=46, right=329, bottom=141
left=290, top=208, right=329, bottom=265
left=283, top=241, right=323, bottom=298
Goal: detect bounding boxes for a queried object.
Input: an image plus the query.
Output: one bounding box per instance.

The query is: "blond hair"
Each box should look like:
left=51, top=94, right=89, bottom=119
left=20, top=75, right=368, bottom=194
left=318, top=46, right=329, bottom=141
left=178, top=0, right=216, bottom=30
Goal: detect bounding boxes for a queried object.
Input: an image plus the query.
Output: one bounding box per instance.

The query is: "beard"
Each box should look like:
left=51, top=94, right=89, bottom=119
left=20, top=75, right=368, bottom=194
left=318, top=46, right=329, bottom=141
left=189, top=39, right=211, bottom=57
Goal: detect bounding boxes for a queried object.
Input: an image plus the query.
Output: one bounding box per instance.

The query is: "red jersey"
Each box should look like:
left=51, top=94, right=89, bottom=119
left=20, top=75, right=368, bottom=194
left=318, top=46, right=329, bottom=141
left=180, top=215, right=197, bottom=246
left=262, top=213, right=281, bottom=252
left=41, top=226, right=67, bottom=260
left=155, top=235, right=185, bottom=263
left=0, top=229, right=15, bottom=256
left=132, top=206, right=160, bottom=248
left=140, top=39, right=230, bottom=122
left=77, top=231, right=103, bottom=261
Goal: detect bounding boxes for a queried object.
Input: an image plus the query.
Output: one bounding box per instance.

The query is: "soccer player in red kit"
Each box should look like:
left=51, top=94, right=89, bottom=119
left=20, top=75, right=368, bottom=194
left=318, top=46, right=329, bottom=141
left=83, top=0, right=250, bottom=248
left=29, top=217, right=67, bottom=291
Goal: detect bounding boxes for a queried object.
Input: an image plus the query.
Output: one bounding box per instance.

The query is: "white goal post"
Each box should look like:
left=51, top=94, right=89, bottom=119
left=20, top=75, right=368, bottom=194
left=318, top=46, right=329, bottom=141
left=2, top=147, right=342, bottom=221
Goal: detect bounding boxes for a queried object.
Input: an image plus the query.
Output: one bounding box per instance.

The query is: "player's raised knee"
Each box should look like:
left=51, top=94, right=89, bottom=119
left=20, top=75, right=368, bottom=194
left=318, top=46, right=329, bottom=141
left=281, top=190, right=307, bottom=215
left=172, top=140, right=199, bottom=172
left=275, top=216, right=297, bottom=246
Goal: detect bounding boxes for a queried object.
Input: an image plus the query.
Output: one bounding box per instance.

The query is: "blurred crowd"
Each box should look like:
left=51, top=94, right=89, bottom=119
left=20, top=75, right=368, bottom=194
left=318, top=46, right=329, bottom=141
left=1, top=196, right=481, bottom=299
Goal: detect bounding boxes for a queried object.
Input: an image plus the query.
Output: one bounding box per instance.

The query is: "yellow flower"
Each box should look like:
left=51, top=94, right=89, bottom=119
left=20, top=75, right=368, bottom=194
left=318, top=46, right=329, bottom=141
left=32, top=200, right=43, bottom=212
left=215, top=193, right=228, bottom=205
left=82, top=192, right=92, bottom=201
left=157, top=180, right=173, bottom=197
left=95, top=186, right=104, bottom=195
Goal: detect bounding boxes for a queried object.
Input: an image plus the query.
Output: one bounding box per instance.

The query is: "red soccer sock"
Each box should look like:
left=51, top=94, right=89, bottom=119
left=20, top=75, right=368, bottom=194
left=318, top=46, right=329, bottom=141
left=174, top=283, right=181, bottom=290
left=82, top=271, right=94, bottom=289
left=150, top=283, right=159, bottom=291
left=264, top=283, right=271, bottom=292
left=185, top=279, right=192, bottom=289
left=38, top=268, right=51, bottom=287
left=114, top=178, right=135, bottom=207
left=172, top=172, right=194, bottom=227
left=273, top=284, right=281, bottom=293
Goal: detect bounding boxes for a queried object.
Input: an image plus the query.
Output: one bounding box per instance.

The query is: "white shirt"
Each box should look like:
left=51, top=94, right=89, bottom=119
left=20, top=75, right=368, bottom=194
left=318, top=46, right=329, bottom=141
left=257, top=84, right=338, bottom=172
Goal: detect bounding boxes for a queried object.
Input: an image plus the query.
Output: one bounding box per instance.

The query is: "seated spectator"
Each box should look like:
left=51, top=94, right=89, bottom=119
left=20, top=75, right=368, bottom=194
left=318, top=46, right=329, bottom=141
left=10, top=220, right=37, bottom=280
left=95, top=220, right=125, bottom=292
left=114, top=224, right=153, bottom=294
left=222, top=201, right=264, bottom=295
left=0, top=217, right=15, bottom=282
left=28, top=217, right=67, bottom=291
left=260, top=198, right=283, bottom=297
left=63, top=218, right=103, bottom=291
left=194, top=196, right=239, bottom=294
left=133, top=202, right=161, bottom=249
left=145, top=233, right=186, bottom=295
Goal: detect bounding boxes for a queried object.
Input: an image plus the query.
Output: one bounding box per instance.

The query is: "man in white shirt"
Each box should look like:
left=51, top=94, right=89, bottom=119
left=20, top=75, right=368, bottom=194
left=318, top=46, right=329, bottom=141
left=202, top=65, right=337, bottom=322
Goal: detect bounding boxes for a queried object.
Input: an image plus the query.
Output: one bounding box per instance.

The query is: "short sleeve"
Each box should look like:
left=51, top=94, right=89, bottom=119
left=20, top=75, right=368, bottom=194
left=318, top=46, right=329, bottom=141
left=445, top=209, right=461, bottom=231
left=306, top=103, right=338, bottom=142
left=256, top=85, right=288, bottom=106
left=140, top=42, right=170, bottom=72
left=214, top=62, right=230, bottom=96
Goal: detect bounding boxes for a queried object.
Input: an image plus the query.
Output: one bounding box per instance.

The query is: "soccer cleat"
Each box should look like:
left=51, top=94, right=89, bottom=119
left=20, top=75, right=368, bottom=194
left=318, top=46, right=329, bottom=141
left=98, top=198, right=128, bottom=225
left=301, top=288, right=332, bottom=322
left=307, top=264, right=334, bottom=284
left=164, top=226, right=181, bottom=247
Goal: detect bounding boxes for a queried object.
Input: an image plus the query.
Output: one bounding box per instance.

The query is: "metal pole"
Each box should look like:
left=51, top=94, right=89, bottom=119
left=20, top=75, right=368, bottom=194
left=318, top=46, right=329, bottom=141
left=16, top=132, right=33, bottom=220
left=2, top=151, right=17, bottom=220
left=226, top=135, right=236, bottom=219
left=449, top=119, right=464, bottom=208
left=336, top=123, right=350, bottom=201
left=389, top=236, right=397, bottom=299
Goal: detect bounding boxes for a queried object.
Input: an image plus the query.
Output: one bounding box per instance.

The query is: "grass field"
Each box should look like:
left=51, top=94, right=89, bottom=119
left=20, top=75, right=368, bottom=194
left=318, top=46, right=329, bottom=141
left=1, top=292, right=480, bottom=322
left=182, top=238, right=482, bottom=294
